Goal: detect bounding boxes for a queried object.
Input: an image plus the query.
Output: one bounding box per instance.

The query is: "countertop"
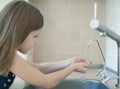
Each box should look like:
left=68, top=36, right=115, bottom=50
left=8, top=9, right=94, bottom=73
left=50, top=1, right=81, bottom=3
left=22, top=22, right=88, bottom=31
left=66, top=68, right=120, bottom=89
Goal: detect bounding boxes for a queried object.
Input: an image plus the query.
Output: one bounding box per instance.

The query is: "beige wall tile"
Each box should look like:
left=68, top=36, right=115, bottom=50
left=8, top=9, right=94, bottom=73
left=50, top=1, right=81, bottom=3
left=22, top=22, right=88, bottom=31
left=29, top=0, right=105, bottom=64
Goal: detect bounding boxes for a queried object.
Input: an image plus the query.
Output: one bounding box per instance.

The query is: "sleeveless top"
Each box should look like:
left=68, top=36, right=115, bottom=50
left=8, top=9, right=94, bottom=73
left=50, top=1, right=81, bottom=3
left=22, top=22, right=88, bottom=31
left=0, top=72, right=15, bottom=89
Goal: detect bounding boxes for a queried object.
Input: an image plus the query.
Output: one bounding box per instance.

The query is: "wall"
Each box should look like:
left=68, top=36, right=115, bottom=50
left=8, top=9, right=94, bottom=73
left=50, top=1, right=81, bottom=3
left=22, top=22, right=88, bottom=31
left=0, top=0, right=13, bottom=11
left=105, top=0, right=120, bottom=72
left=29, top=0, right=106, bottom=64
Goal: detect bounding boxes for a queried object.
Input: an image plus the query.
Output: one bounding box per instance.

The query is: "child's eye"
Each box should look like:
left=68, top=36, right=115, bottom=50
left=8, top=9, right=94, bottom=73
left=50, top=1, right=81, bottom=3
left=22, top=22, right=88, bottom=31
left=34, top=35, right=39, bottom=38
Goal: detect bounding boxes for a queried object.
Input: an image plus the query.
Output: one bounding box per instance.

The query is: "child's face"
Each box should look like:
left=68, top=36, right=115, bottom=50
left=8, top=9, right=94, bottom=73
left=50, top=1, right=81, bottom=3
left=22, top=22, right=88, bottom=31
left=18, top=30, right=40, bottom=54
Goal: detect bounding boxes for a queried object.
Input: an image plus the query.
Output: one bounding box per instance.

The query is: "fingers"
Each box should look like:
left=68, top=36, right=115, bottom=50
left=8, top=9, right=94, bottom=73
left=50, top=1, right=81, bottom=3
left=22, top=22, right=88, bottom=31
left=74, top=62, right=91, bottom=73
left=83, top=62, right=91, bottom=68
left=74, top=57, right=92, bottom=65
left=71, top=57, right=92, bottom=73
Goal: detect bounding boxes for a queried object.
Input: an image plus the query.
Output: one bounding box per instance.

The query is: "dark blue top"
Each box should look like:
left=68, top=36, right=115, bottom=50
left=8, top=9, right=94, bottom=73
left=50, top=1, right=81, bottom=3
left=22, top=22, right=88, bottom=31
left=0, top=72, right=15, bottom=89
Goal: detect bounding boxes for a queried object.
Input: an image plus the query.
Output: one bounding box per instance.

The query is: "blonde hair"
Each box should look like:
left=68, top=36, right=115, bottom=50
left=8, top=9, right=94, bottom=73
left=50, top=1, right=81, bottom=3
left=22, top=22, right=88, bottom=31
left=0, top=1, right=44, bottom=76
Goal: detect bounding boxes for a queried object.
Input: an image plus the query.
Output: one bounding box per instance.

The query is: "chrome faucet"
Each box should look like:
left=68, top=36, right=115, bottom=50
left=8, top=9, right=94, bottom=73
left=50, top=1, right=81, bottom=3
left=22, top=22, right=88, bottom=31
left=87, top=39, right=120, bottom=87
left=87, top=38, right=120, bottom=86
left=102, top=76, right=120, bottom=84
left=85, top=38, right=108, bottom=81
left=90, top=2, right=120, bottom=87
left=96, top=69, right=120, bottom=84
left=86, top=38, right=120, bottom=85
left=87, top=38, right=105, bottom=62
left=90, top=19, right=120, bottom=84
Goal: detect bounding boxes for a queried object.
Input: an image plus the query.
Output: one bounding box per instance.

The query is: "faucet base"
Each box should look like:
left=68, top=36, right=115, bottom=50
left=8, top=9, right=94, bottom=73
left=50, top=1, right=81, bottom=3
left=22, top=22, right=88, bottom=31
left=115, top=84, right=120, bottom=87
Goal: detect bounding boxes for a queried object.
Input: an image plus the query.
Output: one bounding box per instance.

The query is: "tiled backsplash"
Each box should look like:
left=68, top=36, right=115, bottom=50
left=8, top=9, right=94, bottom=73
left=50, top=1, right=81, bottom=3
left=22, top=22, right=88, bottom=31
left=30, top=0, right=106, bottom=64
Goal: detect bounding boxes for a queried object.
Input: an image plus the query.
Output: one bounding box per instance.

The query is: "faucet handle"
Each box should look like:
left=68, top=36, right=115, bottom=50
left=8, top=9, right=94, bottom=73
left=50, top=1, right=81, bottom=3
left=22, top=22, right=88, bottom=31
left=96, top=69, right=107, bottom=78
left=102, top=76, right=120, bottom=83
left=96, top=69, right=103, bottom=76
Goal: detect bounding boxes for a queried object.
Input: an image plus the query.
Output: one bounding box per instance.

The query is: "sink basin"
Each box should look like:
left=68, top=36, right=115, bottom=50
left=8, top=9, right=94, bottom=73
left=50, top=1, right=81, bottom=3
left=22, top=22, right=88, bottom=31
left=83, top=80, right=110, bottom=89
left=24, top=79, right=110, bottom=89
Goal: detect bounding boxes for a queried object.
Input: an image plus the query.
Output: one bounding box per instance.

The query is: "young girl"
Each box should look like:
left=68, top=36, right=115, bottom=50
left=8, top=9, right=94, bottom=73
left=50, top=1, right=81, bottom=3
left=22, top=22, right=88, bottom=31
left=0, top=1, right=91, bottom=89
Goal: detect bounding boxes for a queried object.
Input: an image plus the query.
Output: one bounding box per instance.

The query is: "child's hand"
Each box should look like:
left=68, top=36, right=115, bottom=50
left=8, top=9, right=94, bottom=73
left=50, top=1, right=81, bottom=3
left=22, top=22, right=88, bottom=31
left=73, top=62, right=91, bottom=73
left=71, top=57, right=92, bottom=65
left=70, top=57, right=92, bottom=73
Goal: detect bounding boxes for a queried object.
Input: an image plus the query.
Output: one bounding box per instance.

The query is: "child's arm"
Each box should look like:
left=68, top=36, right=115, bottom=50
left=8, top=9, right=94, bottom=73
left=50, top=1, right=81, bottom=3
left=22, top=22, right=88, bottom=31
left=29, top=58, right=73, bottom=74
left=10, top=54, right=91, bottom=89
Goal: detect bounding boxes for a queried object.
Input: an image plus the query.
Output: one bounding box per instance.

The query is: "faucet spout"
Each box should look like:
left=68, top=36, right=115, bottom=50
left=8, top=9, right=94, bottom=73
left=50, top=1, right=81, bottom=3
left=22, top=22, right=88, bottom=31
left=87, top=38, right=105, bottom=62
left=90, top=19, right=120, bottom=43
